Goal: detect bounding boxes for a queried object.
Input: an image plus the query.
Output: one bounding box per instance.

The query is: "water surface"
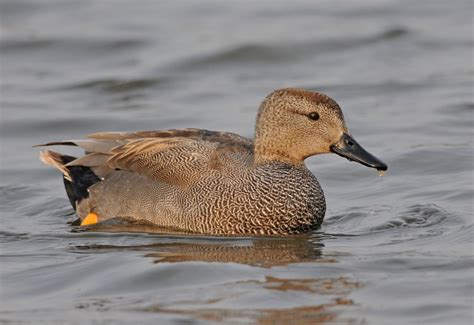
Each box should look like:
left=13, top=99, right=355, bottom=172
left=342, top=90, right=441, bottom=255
left=1, top=0, right=473, bottom=324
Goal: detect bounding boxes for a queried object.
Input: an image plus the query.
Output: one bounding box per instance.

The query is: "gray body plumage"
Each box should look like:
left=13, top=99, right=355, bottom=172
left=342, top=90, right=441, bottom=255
left=85, top=159, right=325, bottom=235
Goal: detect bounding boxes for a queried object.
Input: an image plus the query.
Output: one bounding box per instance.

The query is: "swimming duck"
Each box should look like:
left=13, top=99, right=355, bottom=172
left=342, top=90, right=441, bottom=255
left=37, top=88, right=387, bottom=235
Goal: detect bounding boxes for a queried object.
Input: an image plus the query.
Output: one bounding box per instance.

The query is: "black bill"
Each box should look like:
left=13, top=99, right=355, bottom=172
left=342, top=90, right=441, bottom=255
left=330, top=133, right=387, bottom=171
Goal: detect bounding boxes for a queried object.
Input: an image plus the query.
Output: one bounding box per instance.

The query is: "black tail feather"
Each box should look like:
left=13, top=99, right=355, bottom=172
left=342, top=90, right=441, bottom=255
left=40, top=151, right=100, bottom=211
left=61, top=156, right=100, bottom=210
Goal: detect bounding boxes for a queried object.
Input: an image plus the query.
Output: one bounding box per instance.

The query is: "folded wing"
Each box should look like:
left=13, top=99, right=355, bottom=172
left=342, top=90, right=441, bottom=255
left=37, top=128, right=254, bottom=188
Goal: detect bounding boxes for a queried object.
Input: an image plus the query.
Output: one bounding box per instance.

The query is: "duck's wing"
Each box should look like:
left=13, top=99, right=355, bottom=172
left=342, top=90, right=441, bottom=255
left=87, top=128, right=252, bottom=145
left=38, top=129, right=254, bottom=188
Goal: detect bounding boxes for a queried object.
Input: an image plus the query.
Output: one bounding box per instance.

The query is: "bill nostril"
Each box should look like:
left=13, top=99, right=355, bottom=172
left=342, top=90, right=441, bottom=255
left=346, top=140, right=354, bottom=146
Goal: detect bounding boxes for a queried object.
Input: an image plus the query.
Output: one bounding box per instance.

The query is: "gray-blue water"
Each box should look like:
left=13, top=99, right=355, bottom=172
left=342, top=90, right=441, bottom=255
left=1, top=0, right=473, bottom=324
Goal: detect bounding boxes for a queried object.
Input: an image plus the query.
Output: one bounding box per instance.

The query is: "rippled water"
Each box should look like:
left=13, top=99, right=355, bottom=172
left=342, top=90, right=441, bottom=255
left=1, top=0, right=473, bottom=324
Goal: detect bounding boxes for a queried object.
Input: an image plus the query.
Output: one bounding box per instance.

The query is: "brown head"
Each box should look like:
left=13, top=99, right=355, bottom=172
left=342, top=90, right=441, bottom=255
left=254, top=88, right=387, bottom=171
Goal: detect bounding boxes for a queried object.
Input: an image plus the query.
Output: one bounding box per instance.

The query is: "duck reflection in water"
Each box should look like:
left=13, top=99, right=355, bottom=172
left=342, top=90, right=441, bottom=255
left=141, top=237, right=359, bottom=324
left=78, top=221, right=326, bottom=267
left=76, top=223, right=361, bottom=324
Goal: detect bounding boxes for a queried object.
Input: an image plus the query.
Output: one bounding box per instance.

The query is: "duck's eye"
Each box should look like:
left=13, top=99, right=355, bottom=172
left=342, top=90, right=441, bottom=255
left=307, top=112, right=320, bottom=121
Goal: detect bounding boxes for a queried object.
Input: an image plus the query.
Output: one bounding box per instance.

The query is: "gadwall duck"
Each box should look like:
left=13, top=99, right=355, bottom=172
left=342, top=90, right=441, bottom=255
left=37, top=88, right=387, bottom=235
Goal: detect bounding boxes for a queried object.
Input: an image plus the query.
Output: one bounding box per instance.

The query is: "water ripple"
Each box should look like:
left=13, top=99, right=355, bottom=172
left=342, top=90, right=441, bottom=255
left=369, top=204, right=449, bottom=231
left=325, top=203, right=454, bottom=236
left=175, top=27, right=409, bottom=68
left=0, top=38, right=147, bottom=54
left=61, top=77, right=172, bottom=93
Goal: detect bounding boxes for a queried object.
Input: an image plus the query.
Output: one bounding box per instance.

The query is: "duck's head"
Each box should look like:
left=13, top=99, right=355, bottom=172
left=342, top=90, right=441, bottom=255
left=254, top=88, right=387, bottom=171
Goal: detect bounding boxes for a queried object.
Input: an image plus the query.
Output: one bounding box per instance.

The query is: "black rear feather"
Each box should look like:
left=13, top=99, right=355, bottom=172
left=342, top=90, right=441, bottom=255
left=58, top=154, right=100, bottom=210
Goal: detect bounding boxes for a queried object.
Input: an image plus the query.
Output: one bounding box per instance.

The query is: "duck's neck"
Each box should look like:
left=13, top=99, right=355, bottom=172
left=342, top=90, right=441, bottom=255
left=253, top=102, right=306, bottom=166
left=253, top=137, right=305, bottom=166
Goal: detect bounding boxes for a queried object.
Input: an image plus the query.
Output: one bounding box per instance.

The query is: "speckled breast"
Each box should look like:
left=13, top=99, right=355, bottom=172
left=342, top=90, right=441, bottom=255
left=185, top=162, right=326, bottom=235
